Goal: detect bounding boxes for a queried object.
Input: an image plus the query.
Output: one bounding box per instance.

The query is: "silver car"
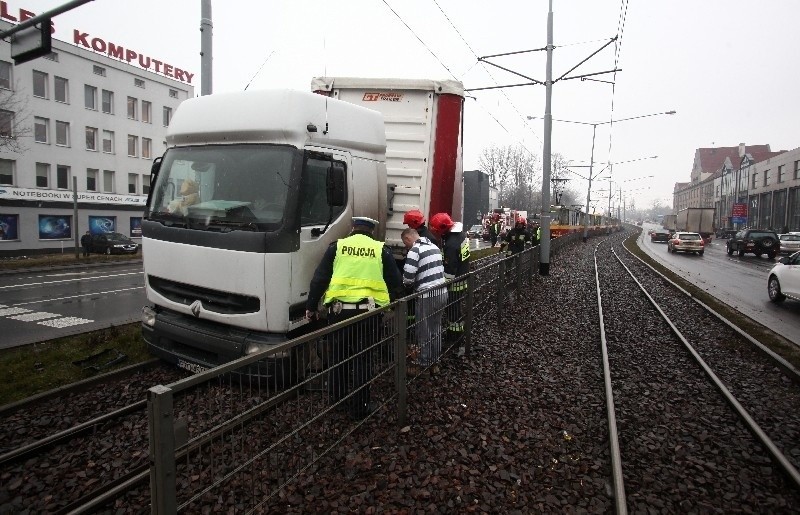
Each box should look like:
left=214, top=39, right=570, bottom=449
left=667, top=231, right=705, bottom=256
left=778, top=233, right=800, bottom=255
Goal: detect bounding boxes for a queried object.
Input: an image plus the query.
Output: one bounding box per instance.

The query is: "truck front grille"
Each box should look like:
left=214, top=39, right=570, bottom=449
left=148, top=275, right=260, bottom=315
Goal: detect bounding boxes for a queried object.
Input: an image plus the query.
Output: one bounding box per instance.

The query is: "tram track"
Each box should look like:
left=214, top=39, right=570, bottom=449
left=594, top=235, right=800, bottom=512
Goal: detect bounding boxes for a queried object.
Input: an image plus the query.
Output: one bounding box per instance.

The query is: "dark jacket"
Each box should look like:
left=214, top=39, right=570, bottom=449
left=504, top=226, right=531, bottom=254
left=416, top=223, right=441, bottom=248
left=306, top=230, right=403, bottom=310
left=80, top=234, right=91, bottom=247
left=442, top=229, right=470, bottom=279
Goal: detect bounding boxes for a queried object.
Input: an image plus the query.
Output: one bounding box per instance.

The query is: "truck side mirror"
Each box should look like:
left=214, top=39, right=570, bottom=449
left=326, top=162, right=346, bottom=207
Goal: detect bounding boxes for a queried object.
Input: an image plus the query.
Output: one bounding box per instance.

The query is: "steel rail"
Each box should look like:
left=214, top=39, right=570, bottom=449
left=0, top=399, right=146, bottom=466
left=609, top=246, right=800, bottom=490
left=621, top=238, right=800, bottom=382
left=592, top=242, right=628, bottom=515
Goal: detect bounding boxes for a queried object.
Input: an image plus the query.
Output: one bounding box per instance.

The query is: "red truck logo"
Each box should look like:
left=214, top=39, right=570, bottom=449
left=363, top=92, right=403, bottom=102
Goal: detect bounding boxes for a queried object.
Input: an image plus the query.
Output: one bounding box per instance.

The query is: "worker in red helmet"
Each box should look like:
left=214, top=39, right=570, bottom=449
left=502, top=216, right=532, bottom=255
left=403, top=209, right=440, bottom=247
left=430, top=212, right=470, bottom=345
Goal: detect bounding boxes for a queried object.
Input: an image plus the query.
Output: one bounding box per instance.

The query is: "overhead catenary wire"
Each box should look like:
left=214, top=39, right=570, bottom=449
left=428, top=0, right=543, bottom=146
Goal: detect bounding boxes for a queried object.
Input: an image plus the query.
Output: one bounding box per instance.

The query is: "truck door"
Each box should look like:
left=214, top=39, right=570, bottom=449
left=289, top=150, right=353, bottom=329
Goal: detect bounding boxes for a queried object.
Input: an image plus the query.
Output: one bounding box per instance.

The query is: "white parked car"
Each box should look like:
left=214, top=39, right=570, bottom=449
left=767, top=251, right=800, bottom=303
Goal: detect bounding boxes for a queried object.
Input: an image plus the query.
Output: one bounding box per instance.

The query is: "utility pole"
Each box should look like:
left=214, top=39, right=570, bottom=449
left=539, top=0, right=553, bottom=275
left=200, top=0, right=213, bottom=96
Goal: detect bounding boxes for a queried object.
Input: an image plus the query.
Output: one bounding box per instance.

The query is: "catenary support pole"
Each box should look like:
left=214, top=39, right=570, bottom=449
left=539, top=0, right=553, bottom=275
left=200, top=0, right=213, bottom=96
left=583, top=125, right=597, bottom=242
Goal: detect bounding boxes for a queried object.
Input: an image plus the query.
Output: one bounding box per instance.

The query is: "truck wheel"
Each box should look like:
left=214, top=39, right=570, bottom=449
left=698, top=251, right=704, bottom=256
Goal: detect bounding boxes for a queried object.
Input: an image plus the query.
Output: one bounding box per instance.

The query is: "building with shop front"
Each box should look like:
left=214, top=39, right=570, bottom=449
left=0, top=18, right=194, bottom=256
left=716, top=146, right=800, bottom=232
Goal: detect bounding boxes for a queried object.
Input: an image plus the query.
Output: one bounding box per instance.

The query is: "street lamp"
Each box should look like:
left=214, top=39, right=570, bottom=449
left=528, top=111, right=675, bottom=241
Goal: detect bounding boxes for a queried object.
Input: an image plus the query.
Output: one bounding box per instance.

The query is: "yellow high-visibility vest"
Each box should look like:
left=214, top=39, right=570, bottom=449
left=324, top=233, right=390, bottom=306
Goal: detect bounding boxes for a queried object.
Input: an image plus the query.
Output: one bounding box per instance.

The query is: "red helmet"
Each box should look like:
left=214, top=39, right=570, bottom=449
left=403, top=209, right=425, bottom=229
left=516, top=217, right=526, bottom=226
left=430, top=212, right=455, bottom=235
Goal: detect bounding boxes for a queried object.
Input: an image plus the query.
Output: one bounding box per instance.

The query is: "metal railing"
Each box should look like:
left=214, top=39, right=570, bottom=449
left=147, top=236, right=582, bottom=513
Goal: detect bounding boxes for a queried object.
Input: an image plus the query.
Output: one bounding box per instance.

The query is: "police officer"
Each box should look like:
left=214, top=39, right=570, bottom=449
left=503, top=217, right=532, bottom=255
left=430, top=213, right=470, bottom=344
left=306, top=217, right=402, bottom=419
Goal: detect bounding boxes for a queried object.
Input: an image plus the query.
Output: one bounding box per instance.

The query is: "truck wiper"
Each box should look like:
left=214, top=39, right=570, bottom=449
left=147, top=212, right=189, bottom=228
left=191, top=218, right=260, bottom=233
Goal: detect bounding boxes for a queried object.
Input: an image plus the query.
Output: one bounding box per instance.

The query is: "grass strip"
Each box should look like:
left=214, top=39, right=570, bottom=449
left=0, top=323, right=150, bottom=405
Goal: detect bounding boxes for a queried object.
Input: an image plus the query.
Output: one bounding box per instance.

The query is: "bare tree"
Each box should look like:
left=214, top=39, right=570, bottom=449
left=0, top=80, right=32, bottom=153
left=478, top=143, right=540, bottom=212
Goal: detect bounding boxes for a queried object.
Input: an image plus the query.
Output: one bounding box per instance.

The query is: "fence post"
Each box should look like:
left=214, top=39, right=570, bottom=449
left=515, top=253, right=522, bottom=292
left=148, top=384, right=176, bottom=514
left=496, top=258, right=505, bottom=329
left=394, top=299, right=408, bottom=427
left=465, top=273, right=474, bottom=356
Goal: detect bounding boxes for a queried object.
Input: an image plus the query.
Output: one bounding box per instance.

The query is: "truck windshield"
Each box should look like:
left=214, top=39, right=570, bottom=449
left=147, top=145, right=296, bottom=231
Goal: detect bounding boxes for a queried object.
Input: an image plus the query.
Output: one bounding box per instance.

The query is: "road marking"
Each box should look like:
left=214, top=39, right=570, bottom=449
left=9, top=312, right=60, bottom=322
left=0, top=307, right=32, bottom=316
left=38, top=316, right=94, bottom=328
left=0, top=271, right=144, bottom=290
left=7, top=286, right=143, bottom=308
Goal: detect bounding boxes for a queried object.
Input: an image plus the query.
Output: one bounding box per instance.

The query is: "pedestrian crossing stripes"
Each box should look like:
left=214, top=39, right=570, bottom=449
left=38, top=317, right=94, bottom=328
left=0, top=305, right=94, bottom=328
left=0, top=307, right=32, bottom=317
left=9, top=312, right=60, bottom=322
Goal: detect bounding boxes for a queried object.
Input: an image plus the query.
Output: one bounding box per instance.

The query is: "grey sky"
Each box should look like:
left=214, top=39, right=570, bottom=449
left=21, top=0, right=799, bottom=212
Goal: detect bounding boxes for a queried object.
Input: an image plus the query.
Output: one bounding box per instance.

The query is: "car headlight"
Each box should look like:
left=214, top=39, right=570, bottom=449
left=141, top=305, right=156, bottom=327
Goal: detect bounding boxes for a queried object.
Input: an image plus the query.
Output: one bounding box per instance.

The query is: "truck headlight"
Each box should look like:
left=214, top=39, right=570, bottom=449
left=142, top=305, right=156, bottom=327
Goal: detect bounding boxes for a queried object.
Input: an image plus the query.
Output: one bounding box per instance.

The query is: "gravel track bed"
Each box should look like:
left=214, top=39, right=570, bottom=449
left=0, top=364, right=187, bottom=454
left=595, top=235, right=800, bottom=512
left=615, top=237, right=800, bottom=473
